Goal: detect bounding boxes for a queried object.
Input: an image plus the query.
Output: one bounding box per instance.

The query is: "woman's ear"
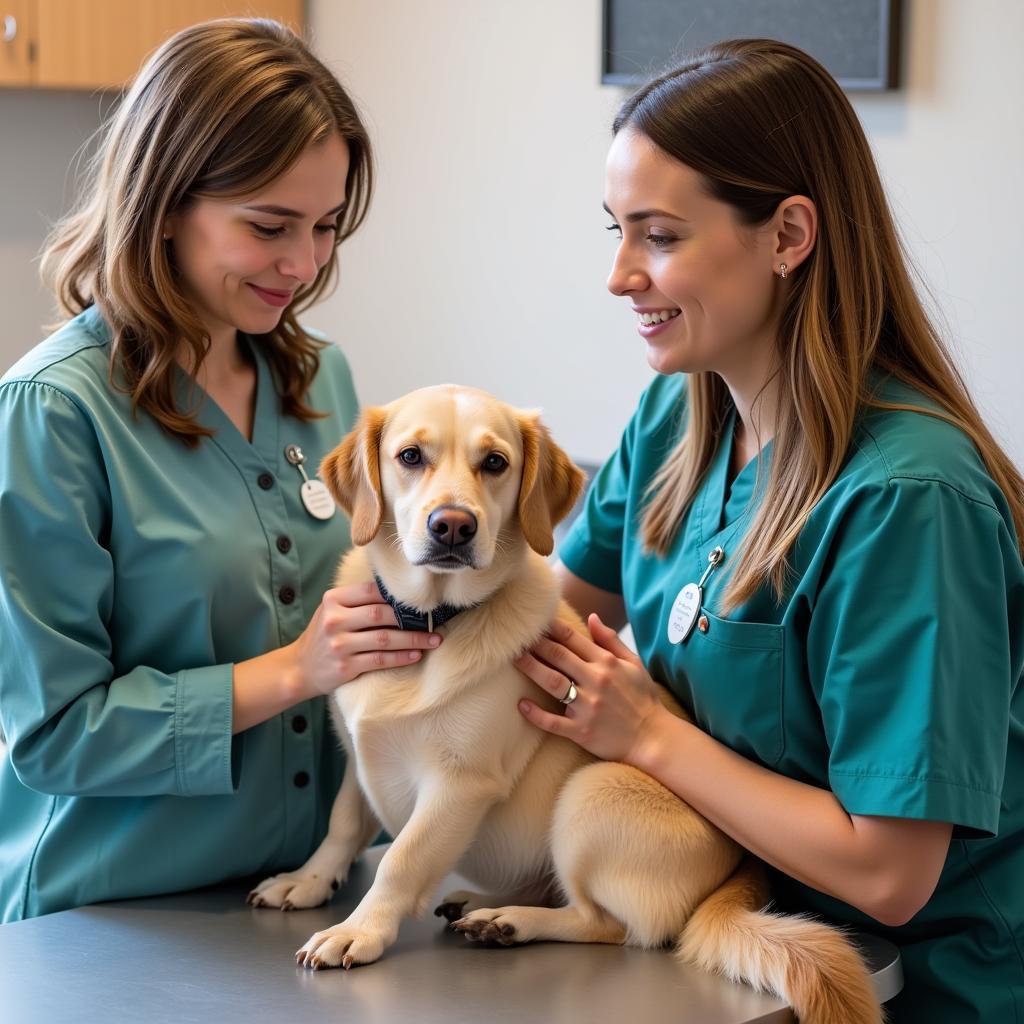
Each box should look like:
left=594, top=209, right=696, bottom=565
left=773, top=195, right=817, bottom=275
left=319, top=407, right=387, bottom=545
left=517, top=412, right=586, bottom=556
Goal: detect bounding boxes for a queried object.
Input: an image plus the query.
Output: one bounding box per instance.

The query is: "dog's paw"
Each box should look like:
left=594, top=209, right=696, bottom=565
left=433, top=888, right=483, bottom=923
left=451, top=908, right=521, bottom=946
left=247, top=870, right=338, bottom=911
left=295, top=922, right=388, bottom=970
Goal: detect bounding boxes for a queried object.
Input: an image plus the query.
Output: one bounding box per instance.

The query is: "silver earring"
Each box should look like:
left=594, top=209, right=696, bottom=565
left=778, top=263, right=788, bottom=279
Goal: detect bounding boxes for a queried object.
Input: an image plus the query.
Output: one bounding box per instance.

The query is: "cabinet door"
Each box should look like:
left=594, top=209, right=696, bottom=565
left=0, top=0, right=33, bottom=86
left=34, top=0, right=304, bottom=91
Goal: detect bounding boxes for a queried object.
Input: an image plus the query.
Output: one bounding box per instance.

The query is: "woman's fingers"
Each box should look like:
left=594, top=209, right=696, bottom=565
left=543, top=618, right=602, bottom=661
left=335, top=599, right=399, bottom=631
left=517, top=699, right=575, bottom=737
left=515, top=650, right=575, bottom=702
left=346, top=649, right=427, bottom=675
left=320, top=585, right=443, bottom=650
left=587, top=614, right=641, bottom=664
left=528, top=635, right=589, bottom=680
left=523, top=616, right=632, bottom=683
left=346, top=621, right=442, bottom=654
left=326, top=580, right=389, bottom=608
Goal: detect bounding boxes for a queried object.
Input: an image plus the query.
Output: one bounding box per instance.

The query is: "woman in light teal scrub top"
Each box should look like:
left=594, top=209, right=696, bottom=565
left=515, top=40, right=1024, bottom=1023
left=0, top=20, right=441, bottom=923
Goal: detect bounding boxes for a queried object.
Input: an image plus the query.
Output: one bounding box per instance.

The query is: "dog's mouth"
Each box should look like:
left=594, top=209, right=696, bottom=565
left=414, top=551, right=477, bottom=571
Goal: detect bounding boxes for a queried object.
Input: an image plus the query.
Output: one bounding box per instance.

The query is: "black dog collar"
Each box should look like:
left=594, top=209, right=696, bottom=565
left=374, top=574, right=474, bottom=632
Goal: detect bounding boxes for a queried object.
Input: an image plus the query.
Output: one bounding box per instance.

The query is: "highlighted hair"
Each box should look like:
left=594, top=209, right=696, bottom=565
left=41, top=18, right=373, bottom=444
left=619, top=39, right=1024, bottom=609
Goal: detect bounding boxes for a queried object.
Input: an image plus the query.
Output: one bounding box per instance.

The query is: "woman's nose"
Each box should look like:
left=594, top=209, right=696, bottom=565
left=278, top=236, right=320, bottom=284
left=606, top=246, right=648, bottom=297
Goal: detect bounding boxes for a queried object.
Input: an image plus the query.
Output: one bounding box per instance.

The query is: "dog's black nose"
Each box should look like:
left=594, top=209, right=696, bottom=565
left=427, top=505, right=477, bottom=546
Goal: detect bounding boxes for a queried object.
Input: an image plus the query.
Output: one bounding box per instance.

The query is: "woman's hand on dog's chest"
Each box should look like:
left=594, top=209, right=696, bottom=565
left=515, top=614, right=667, bottom=765
left=288, top=581, right=443, bottom=698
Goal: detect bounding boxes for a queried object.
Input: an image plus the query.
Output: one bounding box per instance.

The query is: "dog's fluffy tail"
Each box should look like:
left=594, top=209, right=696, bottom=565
left=677, top=858, right=883, bottom=1024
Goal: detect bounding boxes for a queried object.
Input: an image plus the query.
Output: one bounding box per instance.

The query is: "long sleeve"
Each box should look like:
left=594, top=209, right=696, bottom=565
left=1, top=311, right=357, bottom=920
left=0, top=380, right=237, bottom=797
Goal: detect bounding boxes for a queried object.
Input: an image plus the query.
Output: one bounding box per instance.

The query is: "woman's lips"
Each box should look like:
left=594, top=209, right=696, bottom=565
left=248, top=284, right=294, bottom=308
left=637, top=314, right=680, bottom=338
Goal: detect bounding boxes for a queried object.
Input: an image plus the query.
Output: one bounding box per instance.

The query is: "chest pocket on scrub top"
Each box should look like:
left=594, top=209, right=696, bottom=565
left=672, top=611, right=785, bottom=768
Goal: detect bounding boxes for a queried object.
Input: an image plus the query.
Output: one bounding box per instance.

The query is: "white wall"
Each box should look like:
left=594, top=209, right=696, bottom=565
left=851, top=0, right=1024, bottom=464
left=1, top=0, right=1021, bottom=466
left=0, top=91, right=112, bottom=364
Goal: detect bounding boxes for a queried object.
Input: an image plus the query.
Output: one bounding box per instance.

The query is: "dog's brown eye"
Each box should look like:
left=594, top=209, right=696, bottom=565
left=399, top=447, right=422, bottom=466
left=482, top=453, right=508, bottom=473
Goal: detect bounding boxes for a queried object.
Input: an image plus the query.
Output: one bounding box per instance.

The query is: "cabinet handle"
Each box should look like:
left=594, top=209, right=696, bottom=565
left=2, top=15, right=16, bottom=43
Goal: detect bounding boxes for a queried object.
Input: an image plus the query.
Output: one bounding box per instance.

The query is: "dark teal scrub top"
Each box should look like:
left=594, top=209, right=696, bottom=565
left=0, top=306, right=356, bottom=922
left=559, top=372, right=1024, bottom=1023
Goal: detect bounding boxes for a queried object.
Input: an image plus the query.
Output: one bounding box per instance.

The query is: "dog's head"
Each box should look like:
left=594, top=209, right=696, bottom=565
left=321, top=386, right=584, bottom=582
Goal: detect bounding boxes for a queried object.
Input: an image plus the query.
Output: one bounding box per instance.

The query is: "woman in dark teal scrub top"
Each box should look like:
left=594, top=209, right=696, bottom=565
left=515, top=40, right=1024, bottom=1023
left=0, top=20, right=440, bottom=923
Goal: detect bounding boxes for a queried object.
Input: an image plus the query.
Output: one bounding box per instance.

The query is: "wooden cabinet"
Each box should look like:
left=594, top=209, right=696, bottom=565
left=1, top=0, right=303, bottom=90
left=0, top=0, right=34, bottom=86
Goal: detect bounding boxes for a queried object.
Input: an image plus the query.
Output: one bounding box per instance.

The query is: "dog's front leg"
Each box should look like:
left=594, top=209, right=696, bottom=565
left=249, top=755, right=379, bottom=910
left=296, top=775, right=503, bottom=969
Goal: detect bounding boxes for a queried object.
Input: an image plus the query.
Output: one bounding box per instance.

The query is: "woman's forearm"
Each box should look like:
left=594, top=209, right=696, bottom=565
left=232, top=642, right=307, bottom=734
left=628, top=706, right=947, bottom=925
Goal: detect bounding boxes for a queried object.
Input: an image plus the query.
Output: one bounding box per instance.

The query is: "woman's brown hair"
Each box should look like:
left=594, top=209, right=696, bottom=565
left=40, top=18, right=373, bottom=445
left=617, top=38, right=1024, bottom=610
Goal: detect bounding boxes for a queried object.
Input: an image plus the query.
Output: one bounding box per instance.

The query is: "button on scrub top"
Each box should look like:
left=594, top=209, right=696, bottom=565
left=559, top=372, right=1024, bottom=1024
left=0, top=306, right=357, bottom=921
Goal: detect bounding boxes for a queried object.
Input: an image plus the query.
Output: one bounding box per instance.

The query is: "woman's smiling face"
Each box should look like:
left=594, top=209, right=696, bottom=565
left=604, top=129, right=782, bottom=379
left=164, top=132, right=350, bottom=344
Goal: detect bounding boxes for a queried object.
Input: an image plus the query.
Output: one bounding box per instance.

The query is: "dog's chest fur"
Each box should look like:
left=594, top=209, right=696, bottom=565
left=328, top=547, right=568, bottom=841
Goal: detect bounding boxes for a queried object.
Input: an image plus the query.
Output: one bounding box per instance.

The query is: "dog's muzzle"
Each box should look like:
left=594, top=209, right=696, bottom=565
left=422, top=505, right=478, bottom=568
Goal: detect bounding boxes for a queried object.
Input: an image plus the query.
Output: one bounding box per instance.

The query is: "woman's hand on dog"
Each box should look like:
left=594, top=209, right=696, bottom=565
left=514, top=615, right=668, bottom=764
left=290, top=581, right=442, bottom=696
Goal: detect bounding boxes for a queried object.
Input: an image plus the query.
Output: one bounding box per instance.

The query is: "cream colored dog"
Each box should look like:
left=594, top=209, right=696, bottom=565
left=249, top=385, right=880, bottom=1024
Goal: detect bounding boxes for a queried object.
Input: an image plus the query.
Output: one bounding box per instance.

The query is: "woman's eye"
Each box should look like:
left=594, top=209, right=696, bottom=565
left=399, top=447, right=422, bottom=466
left=253, top=222, right=339, bottom=238
left=646, top=233, right=677, bottom=247
left=482, top=453, right=508, bottom=473
left=606, top=222, right=623, bottom=240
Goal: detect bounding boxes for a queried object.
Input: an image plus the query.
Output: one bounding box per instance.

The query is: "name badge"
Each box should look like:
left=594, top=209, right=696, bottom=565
left=300, top=479, right=336, bottom=520
left=667, top=582, right=702, bottom=644
left=666, top=546, right=724, bottom=646
left=285, top=444, right=336, bottom=521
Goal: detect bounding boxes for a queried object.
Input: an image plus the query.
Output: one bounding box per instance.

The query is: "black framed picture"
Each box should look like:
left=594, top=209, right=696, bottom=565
left=602, top=0, right=902, bottom=91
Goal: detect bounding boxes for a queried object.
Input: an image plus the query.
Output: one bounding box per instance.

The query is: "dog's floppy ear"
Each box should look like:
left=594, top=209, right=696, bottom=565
left=320, top=407, right=387, bottom=545
left=517, top=412, right=586, bottom=556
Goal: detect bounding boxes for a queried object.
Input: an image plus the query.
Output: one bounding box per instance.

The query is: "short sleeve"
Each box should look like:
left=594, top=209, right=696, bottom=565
left=558, top=411, right=637, bottom=594
left=808, top=477, right=1023, bottom=838
left=0, top=380, right=237, bottom=798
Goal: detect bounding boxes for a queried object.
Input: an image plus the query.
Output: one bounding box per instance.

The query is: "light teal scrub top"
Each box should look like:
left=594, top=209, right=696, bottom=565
left=560, top=372, right=1024, bottom=1024
left=0, top=306, right=356, bottom=922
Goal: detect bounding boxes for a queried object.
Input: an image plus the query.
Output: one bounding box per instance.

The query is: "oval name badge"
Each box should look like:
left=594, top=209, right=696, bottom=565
left=301, top=478, right=336, bottom=520
left=667, top=582, right=702, bottom=645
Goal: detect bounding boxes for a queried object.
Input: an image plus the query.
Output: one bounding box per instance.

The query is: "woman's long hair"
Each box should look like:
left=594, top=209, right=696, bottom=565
left=40, top=18, right=373, bottom=445
left=619, top=38, right=1024, bottom=610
